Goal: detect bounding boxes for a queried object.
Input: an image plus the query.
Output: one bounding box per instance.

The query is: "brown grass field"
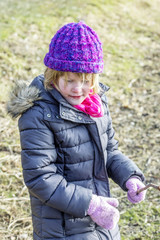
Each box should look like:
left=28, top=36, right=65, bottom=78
left=0, top=0, right=160, bottom=239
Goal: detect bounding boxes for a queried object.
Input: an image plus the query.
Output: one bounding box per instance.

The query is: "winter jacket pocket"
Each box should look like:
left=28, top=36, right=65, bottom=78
left=64, top=213, right=95, bottom=236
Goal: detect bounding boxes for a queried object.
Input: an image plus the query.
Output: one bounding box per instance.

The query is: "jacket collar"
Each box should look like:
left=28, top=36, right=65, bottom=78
left=6, top=74, right=109, bottom=122
left=48, top=87, right=94, bottom=123
left=48, top=79, right=109, bottom=106
left=48, top=81, right=109, bottom=123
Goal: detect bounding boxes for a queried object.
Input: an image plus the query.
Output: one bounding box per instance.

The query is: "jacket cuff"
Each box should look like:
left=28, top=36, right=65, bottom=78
left=107, top=153, right=145, bottom=191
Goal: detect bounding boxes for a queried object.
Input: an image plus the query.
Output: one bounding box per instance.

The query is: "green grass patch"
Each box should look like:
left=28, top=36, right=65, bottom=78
left=120, top=202, right=160, bottom=240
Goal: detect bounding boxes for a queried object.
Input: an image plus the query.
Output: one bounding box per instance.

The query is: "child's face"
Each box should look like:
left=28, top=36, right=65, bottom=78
left=57, top=72, right=92, bottom=105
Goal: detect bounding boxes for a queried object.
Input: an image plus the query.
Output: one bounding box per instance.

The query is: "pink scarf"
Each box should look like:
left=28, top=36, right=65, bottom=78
left=73, top=92, right=104, bottom=117
left=51, top=83, right=104, bottom=117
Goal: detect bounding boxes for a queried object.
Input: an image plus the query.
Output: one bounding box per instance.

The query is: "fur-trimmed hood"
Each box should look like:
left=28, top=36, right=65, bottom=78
left=6, top=80, right=41, bottom=119
left=6, top=74, right=110, bottom=119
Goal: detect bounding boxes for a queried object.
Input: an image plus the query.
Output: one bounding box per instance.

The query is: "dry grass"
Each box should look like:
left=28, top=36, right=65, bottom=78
left=0, top=0, right=160, bottom=239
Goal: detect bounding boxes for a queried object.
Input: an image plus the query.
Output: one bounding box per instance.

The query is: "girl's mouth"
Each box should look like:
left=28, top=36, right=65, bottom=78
left=70, top=96, right=82, bottom=99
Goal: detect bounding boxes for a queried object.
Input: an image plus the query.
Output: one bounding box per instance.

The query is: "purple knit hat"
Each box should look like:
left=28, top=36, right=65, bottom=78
left=44, top=21, right=104, bottom=73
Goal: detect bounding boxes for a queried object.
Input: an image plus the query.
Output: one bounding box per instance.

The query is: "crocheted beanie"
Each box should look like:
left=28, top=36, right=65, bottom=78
left=44, top=21, right=103, bottom=73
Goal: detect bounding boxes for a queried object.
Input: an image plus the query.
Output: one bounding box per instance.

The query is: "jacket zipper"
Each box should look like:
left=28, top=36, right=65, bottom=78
left=91, top=139, right=98, bottom=195
left=108, top=230, right=114, bottom=240
left=96, top=230, right=103, bottom=240
left=95, top=124, right=111, bottom=197
left=62, top=213, right=65, bottom=236
left=86, top=123, right=110, bottom=196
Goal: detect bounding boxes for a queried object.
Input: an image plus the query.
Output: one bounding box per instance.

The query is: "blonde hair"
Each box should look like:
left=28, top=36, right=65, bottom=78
left=44, top=68, right=99, bottom=94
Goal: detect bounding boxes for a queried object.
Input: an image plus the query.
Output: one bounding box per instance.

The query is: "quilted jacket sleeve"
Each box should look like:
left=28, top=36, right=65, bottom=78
left=106, top=106, right=145, bottom=190
left=18, top=106, right=92, bottom=218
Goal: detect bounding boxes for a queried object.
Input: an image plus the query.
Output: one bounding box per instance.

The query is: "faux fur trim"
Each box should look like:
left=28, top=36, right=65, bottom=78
left=6, top=81, right=41, bottom=118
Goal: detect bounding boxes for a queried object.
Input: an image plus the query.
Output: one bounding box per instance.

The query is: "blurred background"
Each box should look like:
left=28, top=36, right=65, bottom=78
left=0, top=0, right=160, bottom=239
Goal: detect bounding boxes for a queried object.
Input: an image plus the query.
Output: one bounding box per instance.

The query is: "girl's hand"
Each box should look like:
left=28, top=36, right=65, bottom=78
left=126, top=177, right=146, bottom=204
left=87, top=195, right=120, bottom=230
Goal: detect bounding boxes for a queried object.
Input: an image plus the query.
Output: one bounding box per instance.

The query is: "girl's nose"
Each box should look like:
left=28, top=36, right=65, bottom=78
left=72, top=82, right=82, bottom=92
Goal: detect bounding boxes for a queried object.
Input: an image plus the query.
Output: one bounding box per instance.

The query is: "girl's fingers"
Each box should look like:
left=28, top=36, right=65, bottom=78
left=105, top=198, right=119, bottom=208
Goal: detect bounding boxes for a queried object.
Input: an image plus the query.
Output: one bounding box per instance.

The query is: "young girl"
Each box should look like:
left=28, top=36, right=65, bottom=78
left=7, top=21, right=146, bottom=240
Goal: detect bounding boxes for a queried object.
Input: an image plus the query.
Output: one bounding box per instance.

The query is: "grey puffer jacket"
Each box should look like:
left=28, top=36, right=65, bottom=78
left=7, top=75, right=144, bottom=240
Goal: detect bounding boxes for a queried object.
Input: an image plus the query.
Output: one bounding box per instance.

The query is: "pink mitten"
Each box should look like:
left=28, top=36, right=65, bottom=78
left=126, top=177, right=146, bottom=204
left=87, top=195, right=120, bottom=230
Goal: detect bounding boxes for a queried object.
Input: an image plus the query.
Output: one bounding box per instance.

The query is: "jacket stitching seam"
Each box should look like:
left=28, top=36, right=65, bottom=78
left=45, top=178, right=64, bottom=204
left=22, top=148, right=55, bottom=150
left=63, top=159, right=93, bottom=165
left=20, top=128, right=49, bottom=132
left=61, top=139, right=91, bottom=149
left=53, top=124, right=81, bottom=133
left=65, top=185, right=76, bottom=212
left=68, top=177, right=92, bottom=182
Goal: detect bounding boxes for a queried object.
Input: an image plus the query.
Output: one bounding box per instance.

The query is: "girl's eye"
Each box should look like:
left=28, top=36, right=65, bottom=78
left=84, top=80, right=90, bottom=84
left=67, top=79, right=73, bottom=83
